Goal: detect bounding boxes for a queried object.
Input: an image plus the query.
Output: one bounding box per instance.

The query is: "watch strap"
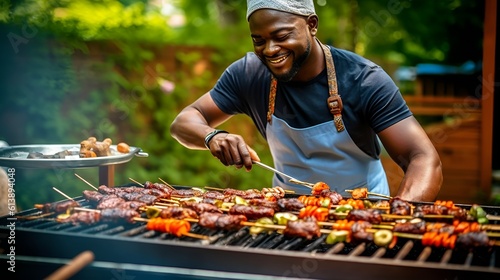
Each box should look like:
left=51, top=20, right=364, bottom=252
left=204, top=129, right=229, bottom=149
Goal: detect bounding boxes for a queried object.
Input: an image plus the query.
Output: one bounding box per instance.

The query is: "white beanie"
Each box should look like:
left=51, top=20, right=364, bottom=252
left=246, top=0, right=316, bottom=21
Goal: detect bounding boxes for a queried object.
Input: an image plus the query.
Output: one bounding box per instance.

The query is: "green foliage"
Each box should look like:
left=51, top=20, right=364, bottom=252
left=353, top=0, right=484, bottom=65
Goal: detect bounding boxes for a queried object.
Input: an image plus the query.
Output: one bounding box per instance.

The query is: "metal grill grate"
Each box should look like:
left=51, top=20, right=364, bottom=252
left=1, top=196, right=500, bottom=279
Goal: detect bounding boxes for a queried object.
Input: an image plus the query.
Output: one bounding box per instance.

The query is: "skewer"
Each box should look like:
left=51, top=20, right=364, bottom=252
left=53, top=187, right=76, bottom=202
left=158, top=178, right=177, bottom=191
left=155, top=200, right=180, bottom=206
left=252, top=161, right=314, bottom=189
left=73, top=207, right=95, bottom=212
left=241, top=220, right=500, bottom=243
left=203, top=185, right=295, bottom=194
left=204, top=186, right=224, bottom=192
left=15, top=212, right=55, bottom=220
left=289, top=179, right=314, bottom=188
left=73, top=195, right=500, bottom=246
left=333, top=211, right=455, bottom=220
left=69, top=207, right=209, bottom=240
left=345, top=189, right=392, bottom=199
left=392, top=232, right=500, bottom=246
left=317, top=220, right=394, bottom=230
left=487, top=214, right=500, bottom=221
left=74, top=174, right=98, bottom=190
left=128, top=177, right=143, bottom=186
left=160, top=201, right=500, bottom=232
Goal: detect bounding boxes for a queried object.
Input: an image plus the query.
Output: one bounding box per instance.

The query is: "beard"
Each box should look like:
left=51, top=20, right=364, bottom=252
left=272, top=37, right=312, bottom=82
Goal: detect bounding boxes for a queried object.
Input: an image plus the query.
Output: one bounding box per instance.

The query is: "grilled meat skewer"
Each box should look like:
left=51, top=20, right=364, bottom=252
left=228, top=204, right=275, bottom=220
left=180, top=201, right=223, bottom=214
left=59, top=208, right=140, bottom=225
left=198, top=212, right=248, bottom=231
left=283, top=217, right=321, bottom=240
left=277, top=198, right=305, bottom=212
left=35, top=200, right=80, bottom=213
left=346, top=209, right=384, bottom=224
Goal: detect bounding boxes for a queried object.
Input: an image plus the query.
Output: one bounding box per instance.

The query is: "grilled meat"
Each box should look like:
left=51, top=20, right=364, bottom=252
left=248, top=199, right=280, bottom=211
left=198, top=212, right=247, bottom=231
left=277, top=198, right=305, bottom=212
left=60, top=211, right=101, bottom=225
left=119, top=193, right=158, bottom=205
left=427, top=222, right=456, bottom=234
left=98, top=185, right=118, bottom=194
left=215, top=214, right=247, bottom=230
left=201, top=198, right=219, bottom=205
left=414, top=203, right=471, bottom=221
left=319, top=190, right=343, bottom=205
left=223, top=189, right=264, bottom=200
left=159, top=206, right=198, bottom=220
left=100, top=208, right=140, bottom=223
left=82, top=190, right=105, bottom=202
left=143, top=181, right=174, bottom=195
left=414, top=204, right=448, bottom=216
left=390, top=197, right=412, bottom=216
left=98, top=185, right=169, bottom=199
left=283, top=217, right=321, bottom=240
left=351, top=188, right=368, bottom=199
left=36, top=200, right=80, bottom=213
left=261, top=187, right=286, bottom=198
left=171, top=189, right=204, bottom=198
left=447, top=208, right=469, bottom=220
left=223, top=188, right=258, bottom=196
left=456, top=231, right=491, bottom=249
left=203, top=191, right=225, bottom=200
left=112, top=200, right=147, bottom=210
left=351, top=221, right=373, bottom=242
left=311, top=182, right=330, bottom=196
left=228, top=204, right=275, bottom=220
left=393, top=220, right=427, bottom=234
left=96, top=197, right=127, bottom=210
left=346, top=209, right=383, bottom=224
left=180, top=201, right=223, bottom=214
left=198, top=212, right=222, bottom=228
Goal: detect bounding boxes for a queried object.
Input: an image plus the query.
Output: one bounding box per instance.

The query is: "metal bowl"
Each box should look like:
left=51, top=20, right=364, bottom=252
left=0, top=144, right=148, bottom=169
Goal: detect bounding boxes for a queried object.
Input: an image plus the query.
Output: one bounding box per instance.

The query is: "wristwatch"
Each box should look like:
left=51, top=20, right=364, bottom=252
left=204, top=129, right=229, bottom=149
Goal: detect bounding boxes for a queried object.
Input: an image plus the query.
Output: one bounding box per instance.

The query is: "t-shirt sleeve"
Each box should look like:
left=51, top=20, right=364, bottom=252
left=209, top=53, right=270, bottom=138
left=210, top=59, right=247, bottom=115
left=360, top=66, right=412, bottom=133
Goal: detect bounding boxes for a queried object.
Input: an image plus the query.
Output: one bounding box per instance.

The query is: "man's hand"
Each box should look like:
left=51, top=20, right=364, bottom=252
left=207, top=132, right=260, bottom=171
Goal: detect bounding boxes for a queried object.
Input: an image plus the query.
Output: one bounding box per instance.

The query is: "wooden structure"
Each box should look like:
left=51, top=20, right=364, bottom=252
left=383, top=0, right=496, bottom=204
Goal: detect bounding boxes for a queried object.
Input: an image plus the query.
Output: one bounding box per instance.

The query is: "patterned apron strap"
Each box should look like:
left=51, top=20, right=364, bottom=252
left=267, top=42, right=345, bottom=132
left=267, top=76, right=278, bottom=124
left=321, top=43, right=345, bottom=132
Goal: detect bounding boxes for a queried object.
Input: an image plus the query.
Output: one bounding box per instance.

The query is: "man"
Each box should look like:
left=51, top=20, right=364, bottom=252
left=170, top=0, right=442, bottom=201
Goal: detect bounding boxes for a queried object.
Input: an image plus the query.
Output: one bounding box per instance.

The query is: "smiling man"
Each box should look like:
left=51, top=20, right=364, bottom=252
left=170, top=0, right=442, bottom=201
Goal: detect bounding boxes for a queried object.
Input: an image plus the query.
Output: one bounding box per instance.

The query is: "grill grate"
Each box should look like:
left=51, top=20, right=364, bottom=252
left=1, top=196, right=500, bottom=279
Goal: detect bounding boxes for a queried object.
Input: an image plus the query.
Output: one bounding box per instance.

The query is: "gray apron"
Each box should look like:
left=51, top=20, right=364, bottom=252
left=265, top=43, right=390, bottom=196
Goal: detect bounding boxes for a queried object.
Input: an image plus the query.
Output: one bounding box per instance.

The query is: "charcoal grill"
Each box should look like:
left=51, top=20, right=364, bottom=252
left=1, top=190, right=500, bottom=280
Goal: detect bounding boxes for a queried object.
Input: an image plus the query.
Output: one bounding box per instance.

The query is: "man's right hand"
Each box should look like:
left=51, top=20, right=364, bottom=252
left=206, top=132, right=260, bottom=171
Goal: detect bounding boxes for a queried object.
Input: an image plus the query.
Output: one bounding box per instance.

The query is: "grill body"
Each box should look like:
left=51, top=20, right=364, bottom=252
left=1, top=196, right=500, bottom=279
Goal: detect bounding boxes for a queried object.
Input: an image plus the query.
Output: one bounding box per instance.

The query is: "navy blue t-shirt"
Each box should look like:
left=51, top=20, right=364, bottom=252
left=210, top=46, right=412, bottom=159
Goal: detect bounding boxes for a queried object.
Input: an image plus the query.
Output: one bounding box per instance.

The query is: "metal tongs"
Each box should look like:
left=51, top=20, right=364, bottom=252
left=252, top=161, right=314, bottom=188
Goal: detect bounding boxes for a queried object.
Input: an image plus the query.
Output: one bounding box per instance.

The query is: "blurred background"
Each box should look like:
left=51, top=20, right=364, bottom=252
left=0, top=0, right=497, bottom=210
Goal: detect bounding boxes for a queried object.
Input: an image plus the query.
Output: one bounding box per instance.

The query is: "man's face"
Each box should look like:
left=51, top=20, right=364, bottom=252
left=249, top=9, right=312, bottom=82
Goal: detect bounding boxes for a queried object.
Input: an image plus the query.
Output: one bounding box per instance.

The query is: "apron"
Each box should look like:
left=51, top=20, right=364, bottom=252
left=265, top=43, right=390, bottom=196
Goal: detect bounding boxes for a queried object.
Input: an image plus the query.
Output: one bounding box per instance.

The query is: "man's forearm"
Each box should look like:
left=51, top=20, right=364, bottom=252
left=395, top=156, right=442, bottom=202
left=170, top=110, right=214, bottom=150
